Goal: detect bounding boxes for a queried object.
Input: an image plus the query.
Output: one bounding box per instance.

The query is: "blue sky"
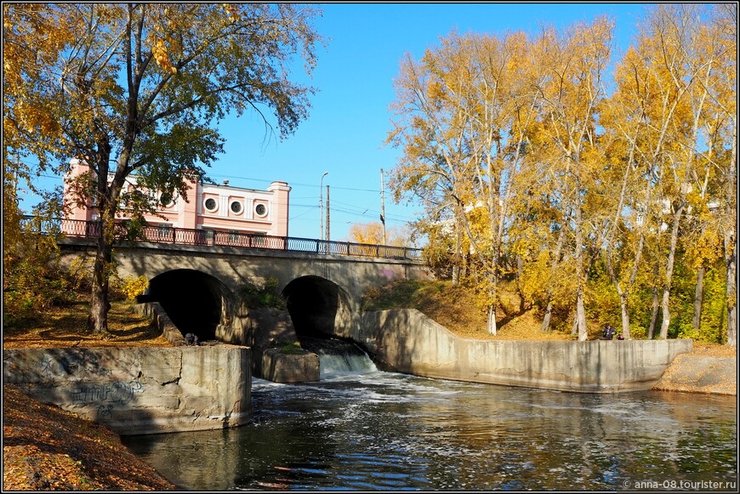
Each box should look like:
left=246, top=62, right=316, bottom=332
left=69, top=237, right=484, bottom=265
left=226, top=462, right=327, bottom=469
left=20, top=2, right=655, bottom=243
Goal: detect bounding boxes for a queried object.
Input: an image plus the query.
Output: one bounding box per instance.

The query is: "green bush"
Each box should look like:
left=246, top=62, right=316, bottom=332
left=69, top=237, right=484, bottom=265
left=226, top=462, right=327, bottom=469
left=238, top=277, right=285, bottom=309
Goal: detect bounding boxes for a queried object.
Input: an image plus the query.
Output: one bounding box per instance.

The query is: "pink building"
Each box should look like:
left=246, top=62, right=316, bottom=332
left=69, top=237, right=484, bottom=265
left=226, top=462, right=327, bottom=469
left=63, top=159, right=291, bottom=238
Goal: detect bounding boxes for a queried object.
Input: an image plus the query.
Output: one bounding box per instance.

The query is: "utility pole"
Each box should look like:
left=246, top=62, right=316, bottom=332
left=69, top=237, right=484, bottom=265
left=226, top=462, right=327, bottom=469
left=319, top=171, right=328, bottom=241
left=380, top=168, right=387, bottom=245
left=325, top=184, right=330, bottom=244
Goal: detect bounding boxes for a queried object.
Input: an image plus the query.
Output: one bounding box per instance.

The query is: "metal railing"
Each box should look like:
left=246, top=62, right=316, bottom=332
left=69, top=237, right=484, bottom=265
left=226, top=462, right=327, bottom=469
left=21, top=216, right=423, bottom=261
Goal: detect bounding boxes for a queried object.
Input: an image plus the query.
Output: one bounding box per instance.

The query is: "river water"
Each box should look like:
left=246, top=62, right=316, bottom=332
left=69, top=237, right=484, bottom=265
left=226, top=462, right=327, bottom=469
left=123, top=356, right=737, bottom=491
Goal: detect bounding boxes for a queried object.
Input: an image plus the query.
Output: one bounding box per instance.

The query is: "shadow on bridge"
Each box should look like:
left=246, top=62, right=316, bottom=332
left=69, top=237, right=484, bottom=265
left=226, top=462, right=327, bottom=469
left=282, top=276, right=352, bottom=342
left=145, top=269, right=229, bottom=343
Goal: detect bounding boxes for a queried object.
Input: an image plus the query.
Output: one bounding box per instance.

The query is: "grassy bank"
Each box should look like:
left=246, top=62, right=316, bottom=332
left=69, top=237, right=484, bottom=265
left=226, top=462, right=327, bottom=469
left=3, top=299, right=172, bottom=349
left=362, top=279, right=573, bottom=341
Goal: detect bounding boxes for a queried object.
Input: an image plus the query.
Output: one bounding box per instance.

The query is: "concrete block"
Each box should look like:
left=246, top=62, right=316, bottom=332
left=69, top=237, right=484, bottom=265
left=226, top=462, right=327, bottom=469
left=261, top=347, right=319, bottom=383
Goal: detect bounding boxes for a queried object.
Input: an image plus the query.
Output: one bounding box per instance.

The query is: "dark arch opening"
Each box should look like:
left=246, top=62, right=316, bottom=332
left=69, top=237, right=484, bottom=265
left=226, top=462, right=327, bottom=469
left=282, top=276, right=344, bottom=340
left=147, top=269, right=225, bottom=342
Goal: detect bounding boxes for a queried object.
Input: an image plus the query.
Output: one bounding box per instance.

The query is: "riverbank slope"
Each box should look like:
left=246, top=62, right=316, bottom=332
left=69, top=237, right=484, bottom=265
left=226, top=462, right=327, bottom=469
left=652, top=343, right=736, bottom=395
left=2, top=384, right=176, bottom=490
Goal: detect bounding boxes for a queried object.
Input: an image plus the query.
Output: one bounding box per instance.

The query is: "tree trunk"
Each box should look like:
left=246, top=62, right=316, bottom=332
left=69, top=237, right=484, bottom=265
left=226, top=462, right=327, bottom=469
left=452, top=227, right=462, bottom=285
left=692, top=266, right=705, bottom=331
left=606, top=261, right=632, bottom=339
left=88, top=138, right=115, bottom=336
left=487, top=305, right=497, bottom=336
left=724, top=116, right=736, bottom=347
left=726, top=230, right=737, bottom=346
left=89, top=233, right=113, bottom=335
left=619, top=290, right=631, bottom=340
left=576, top=290, right=588, bottom=341
left=541, top=300, right=553, bottom=332
left=648, top=286, right=660, bottom=340
left=487, top=254, right=500, bottom=336
left=540, top=228, right=565, bottom=333
left=659, top=205, right=684, bottom=339
left=574, top=203, right=588, bottom=341
left=571, top=311, right=578, bottom=337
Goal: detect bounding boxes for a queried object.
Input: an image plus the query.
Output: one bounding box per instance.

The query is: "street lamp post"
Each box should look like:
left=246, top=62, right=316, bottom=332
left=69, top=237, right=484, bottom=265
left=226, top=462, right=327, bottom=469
left=319, top=171, right=328, bottom=241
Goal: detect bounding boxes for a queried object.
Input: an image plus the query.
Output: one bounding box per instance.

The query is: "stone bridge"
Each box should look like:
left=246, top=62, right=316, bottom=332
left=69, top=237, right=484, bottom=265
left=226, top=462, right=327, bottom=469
left=58, top=236, right=430, bottom=347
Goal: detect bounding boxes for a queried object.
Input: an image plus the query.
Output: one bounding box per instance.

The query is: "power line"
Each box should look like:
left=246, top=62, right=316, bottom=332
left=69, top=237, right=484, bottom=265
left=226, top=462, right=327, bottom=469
left=25, top=170, right=383, bottom=193
left=209, top=172, right=382, bottom=193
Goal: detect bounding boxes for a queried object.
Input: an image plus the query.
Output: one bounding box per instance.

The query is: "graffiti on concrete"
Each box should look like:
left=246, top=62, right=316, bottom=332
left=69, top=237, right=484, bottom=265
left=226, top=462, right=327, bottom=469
left=70, top=380, right=144, bottom=405
left=97, top=404, right=113, bottom=418
left=34, top=352, right=145, bottom=408
left=39, top=352, right=140, bottom=383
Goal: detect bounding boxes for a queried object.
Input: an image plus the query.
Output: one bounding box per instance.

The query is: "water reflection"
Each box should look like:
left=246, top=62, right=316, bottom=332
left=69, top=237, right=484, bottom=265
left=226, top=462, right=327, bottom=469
left=123, top=372, right=737, bottom=490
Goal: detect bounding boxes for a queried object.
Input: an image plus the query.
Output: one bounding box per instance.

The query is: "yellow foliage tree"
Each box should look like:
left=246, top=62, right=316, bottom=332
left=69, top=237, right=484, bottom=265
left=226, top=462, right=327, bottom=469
left=389, top=5, right=735, bottom=344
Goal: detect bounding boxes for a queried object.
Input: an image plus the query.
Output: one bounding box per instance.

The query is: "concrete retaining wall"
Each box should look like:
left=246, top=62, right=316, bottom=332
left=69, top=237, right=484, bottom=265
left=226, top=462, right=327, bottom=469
left=135, top=302, right=188, bottom=345
left=354, top=309, right=693, bottom=393
left=3, top=345, right=251, bottom=435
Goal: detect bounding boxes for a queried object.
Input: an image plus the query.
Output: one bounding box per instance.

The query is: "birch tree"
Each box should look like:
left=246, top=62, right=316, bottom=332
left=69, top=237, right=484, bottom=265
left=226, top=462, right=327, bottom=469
left=388, top=31, right=544, bottom=335
left=634, top=5, right=725, bottom=339
left=529, top=19, right=613, bottom=341
left=710, top=4, right=737, bottom=346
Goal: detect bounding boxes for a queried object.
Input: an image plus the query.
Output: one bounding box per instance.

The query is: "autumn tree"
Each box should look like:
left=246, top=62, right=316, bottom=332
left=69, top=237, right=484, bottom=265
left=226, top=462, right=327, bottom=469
left=621, top=4, right=733, bottom=341
left=348, top=222, right=407, bottom=247
left=387, top=31, right=545, bottom=335
left=387, top=6, right=734, bottom=344
left=598, top=41, right=663, bottom=340
left=517, top=19, right=614, bottom=341
left=710, top=3, right=737, bottom=346
left=3, top=3, right=321, bottom=334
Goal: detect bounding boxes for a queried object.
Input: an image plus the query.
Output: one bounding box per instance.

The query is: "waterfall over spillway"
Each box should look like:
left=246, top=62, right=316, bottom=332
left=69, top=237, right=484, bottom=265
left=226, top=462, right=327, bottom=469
left=300, top=337, right=377, bottom=378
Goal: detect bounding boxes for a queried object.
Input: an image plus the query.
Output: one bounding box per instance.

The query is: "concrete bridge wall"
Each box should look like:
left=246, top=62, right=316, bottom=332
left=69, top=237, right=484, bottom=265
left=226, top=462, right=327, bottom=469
left=59, top=240, right=430, bottom=346
left=351, top=309, right=693, bottom=393
left=3, top=346, right=251, bottom=435
left=60, top=240, right=428, bottom=300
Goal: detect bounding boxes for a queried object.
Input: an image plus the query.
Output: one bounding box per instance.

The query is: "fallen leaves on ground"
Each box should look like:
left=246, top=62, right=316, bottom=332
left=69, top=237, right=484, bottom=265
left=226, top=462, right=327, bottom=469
left=2, top=385, right=176, bottom=491
left=3, top=300, right=172, bottom=349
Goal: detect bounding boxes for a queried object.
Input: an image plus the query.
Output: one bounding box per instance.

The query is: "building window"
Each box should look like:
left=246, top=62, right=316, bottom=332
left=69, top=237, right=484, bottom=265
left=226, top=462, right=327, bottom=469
left=255, top=203, right=267, bottom=217
left=204, top=197, right=218, bottom=212
left=160, top=193, right=177, bottom=209
left=230, top=200, right=243, bottom=214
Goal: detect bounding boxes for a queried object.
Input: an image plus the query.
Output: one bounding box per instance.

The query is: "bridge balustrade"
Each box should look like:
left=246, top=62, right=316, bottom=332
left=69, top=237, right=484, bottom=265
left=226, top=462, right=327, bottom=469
left=22, top=216, right=422, bottom=261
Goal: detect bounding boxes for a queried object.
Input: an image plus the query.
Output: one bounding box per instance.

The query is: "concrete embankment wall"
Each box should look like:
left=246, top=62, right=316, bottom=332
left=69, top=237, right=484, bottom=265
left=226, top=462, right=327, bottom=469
left=355, top=309, right=693, bottom=393
left=3, top=345, right=251, bottom=435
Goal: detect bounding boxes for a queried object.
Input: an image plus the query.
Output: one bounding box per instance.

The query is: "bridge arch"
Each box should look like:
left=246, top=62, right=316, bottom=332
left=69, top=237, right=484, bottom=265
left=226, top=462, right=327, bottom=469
left=282, top=275, right=353, bottom=340
left=146, top=269, right=231, bottom=342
